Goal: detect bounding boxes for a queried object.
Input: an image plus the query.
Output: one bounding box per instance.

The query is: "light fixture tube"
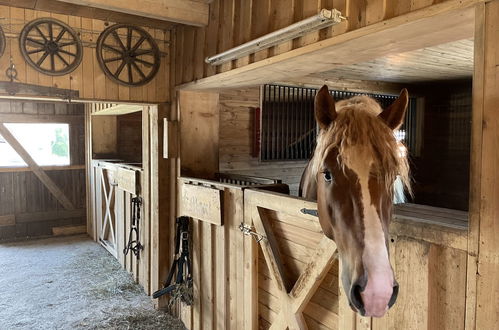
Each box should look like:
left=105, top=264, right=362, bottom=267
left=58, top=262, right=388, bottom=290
left=205, top=9, right=346, bottom=66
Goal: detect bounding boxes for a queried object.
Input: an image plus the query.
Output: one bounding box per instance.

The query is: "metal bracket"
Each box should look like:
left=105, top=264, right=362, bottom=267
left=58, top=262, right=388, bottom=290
left=239, top=223, right=265, bottom=243
left=300, top=208, right=319, bottom=217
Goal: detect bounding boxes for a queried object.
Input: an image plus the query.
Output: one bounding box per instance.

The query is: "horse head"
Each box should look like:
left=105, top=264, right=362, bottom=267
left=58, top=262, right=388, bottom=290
left=300, top=85, right=410, bottom=317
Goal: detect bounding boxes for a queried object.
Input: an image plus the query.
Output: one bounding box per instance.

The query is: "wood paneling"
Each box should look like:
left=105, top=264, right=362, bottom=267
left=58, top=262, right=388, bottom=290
left=312, top=39, right=473, bottom=83
left=174, top=0, right=476, bottom=90
left=0, top=5, right=170, bottom=103
left=0, top=169, right=86, bottom=239
left=0, top=101, right=85, bottom=240
left=177, top=177, right=255, bottom=330
left=179, top=91, right=219, bottom=179
left=219, top=87, right=306, bottom=195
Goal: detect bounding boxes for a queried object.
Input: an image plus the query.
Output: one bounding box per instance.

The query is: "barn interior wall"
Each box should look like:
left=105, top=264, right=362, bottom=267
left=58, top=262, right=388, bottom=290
left=173, top=0, right=460, bottom=86
left=0, top=101, right=85, bottom=240
left=219, top=88, right=306, bottom=195
left=0, top=5, right=170, bottom=103
left=91, top=112, right=142, bottom=162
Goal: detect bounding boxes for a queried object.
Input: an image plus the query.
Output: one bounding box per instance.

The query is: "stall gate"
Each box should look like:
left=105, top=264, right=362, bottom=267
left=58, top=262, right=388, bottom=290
left=178, top=177, right=469, bottom=330
left=90, top=160, right=146, bottom=285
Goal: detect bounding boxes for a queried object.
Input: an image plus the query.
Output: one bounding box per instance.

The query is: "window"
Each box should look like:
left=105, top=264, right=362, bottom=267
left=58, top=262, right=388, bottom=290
left=0, top=123, right=70, bottom=167
left=261, top=84, right=418, bottom=161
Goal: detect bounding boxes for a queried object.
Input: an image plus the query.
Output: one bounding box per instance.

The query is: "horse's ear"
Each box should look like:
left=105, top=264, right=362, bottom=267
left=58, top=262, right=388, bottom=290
left=315, top=85, right=336, bottom=129
left=379, top=88, right=409, bottom=130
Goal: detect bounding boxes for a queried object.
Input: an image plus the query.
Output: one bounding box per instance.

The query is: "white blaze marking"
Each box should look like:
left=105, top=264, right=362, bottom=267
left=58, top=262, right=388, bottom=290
left=345, top=148, right=394, bottom=317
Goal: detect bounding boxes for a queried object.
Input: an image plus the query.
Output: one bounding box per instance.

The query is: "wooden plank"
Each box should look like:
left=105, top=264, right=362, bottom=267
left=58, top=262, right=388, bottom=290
left=15, top=208, right=85, bottom=223
left=179, top=91, right=219, bottom=179
left=0, top=123, right=75, bottom=210
left=116, top=167, right=138, bottom=195
left=0, top=215, right=15, bottom=227
left=242, top=188, right=257, bottom=330
left=163, top=119, right=179, bottom=159
left=0, top=165, right=85, bottom=173
left=179, top=2, right=476, bottom=91
left=466, top=3, right=484, bottom=329
left=201, top=221, right=214, bottom=330
left=52, top=224, right=87, bottom=236
left=192, top=218, right=201, bottom=330
left=372, top=237, right=429, bottom=330
left=0, top=113, right=84, bottom=124
left=180, top=182, right=223, bottom=226
left=390, top=219, right=468, bottom=251
left=91, top=104, right=142, bottom=116
left=140, top=106, right=150, bottom=293
left=53, top=0, right=209, bottom=26
left=1, top=0, right=176, bottom=30
left=115, top=188, right=126, bottom=267
left=474, top=2, right=499, bottom=329
left=427, top=245, right=467, bottom=330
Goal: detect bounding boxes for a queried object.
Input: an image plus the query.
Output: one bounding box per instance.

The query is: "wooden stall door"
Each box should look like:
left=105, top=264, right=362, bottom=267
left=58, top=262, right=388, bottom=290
left=243, top=189, right=469, bottom=330
left=244, top=189, right=339, bottom=330
left=178, top=178, right=257, bottom=330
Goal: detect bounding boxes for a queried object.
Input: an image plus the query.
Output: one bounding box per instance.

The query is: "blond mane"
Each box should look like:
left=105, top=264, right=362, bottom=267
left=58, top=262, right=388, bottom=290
left=311, top=95, right=412, bottom=195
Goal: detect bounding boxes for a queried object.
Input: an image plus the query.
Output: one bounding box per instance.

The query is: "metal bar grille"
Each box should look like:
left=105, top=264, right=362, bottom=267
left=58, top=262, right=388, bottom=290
left=261, top=84, right=417, bottom=161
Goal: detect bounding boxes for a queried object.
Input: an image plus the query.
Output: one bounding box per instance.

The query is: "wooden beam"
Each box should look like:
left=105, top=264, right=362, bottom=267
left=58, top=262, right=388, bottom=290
left=15, top=209, right=86, bottom=223
left=52, top=224, right=87, bottom=236
left=0, top=123, right=76, bottom=210
left=53, top=0, right=209, bottom=26
left=178, top=1, right=476, bottom=91
left=0, top=165, right=85, bottom=173
left=471, top=1, right=499, bottom=329
left=0, top=113, right=83, bottom=124
left=91, top=104, right=143, bottom=116
left=276, top=77, right=408, bottom=95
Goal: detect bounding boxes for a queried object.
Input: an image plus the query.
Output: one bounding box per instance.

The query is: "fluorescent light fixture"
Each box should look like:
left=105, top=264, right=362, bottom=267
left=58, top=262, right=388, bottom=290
left=205, top=9, right=346, bottom=66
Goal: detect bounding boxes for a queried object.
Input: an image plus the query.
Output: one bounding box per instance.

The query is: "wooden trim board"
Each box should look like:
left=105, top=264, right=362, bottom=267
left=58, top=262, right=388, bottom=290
left=179, top=182, right=224, bottom=225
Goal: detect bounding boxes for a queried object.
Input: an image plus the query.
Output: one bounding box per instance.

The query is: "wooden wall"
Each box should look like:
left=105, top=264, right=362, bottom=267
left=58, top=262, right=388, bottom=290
left=0, top=5, right=170, bottom=103
left=0, top=101, right=85, bottom=240
left=219, top=88, right=306, bottom=195
left=177, top=177, right=256, bottom=329
left=173, top=0, right=459, bottom=87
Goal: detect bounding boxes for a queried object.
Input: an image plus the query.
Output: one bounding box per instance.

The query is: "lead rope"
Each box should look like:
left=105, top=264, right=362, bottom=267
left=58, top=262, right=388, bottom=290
left=123, top=196, right=143, bottom=259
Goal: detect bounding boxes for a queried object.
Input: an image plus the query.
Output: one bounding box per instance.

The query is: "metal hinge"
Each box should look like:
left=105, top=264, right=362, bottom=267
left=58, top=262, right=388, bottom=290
left=239, top=223, right=266, bottom=243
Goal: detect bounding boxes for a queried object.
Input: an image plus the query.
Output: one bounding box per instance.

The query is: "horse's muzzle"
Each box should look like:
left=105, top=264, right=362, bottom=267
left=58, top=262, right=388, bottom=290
left=349, top=278, right=399, bottom=317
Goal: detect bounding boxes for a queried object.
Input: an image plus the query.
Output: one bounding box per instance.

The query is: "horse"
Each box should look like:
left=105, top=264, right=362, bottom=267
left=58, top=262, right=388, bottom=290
left=299, top=85, right=411, bottom=318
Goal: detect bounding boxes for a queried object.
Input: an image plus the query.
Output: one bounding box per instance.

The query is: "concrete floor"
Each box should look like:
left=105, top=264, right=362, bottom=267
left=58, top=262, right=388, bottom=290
left=0, top=235, right=184, bottom=330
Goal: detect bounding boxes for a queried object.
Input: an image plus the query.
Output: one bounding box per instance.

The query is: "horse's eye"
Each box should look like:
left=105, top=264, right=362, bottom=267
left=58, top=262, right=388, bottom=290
left=323, top=171, right=332, bottom=183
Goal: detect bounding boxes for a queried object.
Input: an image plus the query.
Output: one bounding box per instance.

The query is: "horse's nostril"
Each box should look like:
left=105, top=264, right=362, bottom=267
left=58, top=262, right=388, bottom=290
left=388, top=283, right=399, bottom=308
left=350, top=284, right=365, bottom=315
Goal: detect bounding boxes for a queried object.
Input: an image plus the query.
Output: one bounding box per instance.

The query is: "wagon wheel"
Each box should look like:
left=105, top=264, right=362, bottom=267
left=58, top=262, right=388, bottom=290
left=0, top=25, right=5, bottom=58
left=96, top=24, right=160, bottom=87
left=19, top=18, right=83, bottom=76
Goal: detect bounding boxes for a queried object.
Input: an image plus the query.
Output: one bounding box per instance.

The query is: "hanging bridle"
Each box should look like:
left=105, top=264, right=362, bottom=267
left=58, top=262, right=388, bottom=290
left=123, top=196, right=143, bottom=258
left=153, top=216, right=193, bottom=307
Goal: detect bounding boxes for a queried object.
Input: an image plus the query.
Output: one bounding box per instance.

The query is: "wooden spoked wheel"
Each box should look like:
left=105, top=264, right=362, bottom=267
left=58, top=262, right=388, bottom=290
left=19, top=18, right=83, bottom=76
left=0, top=25, right=5, bottom=58
left=96, top=24, right=160, bottom=86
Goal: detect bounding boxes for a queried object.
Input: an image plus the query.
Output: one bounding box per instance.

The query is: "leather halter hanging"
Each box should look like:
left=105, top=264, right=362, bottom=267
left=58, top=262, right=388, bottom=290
left=123, top=196, right=143, bottom=258
left=153, top=216, right=192, bottom=305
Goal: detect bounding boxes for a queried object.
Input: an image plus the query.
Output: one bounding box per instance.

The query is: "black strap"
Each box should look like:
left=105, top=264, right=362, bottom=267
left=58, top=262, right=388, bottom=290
left=153, top=216, right=192, bottom=300
left=123, top=196, right=143, bottom=258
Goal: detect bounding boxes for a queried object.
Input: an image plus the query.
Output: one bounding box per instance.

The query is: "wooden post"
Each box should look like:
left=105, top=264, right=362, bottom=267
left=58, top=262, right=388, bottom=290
left=469, top=1, right=499, bottom=329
